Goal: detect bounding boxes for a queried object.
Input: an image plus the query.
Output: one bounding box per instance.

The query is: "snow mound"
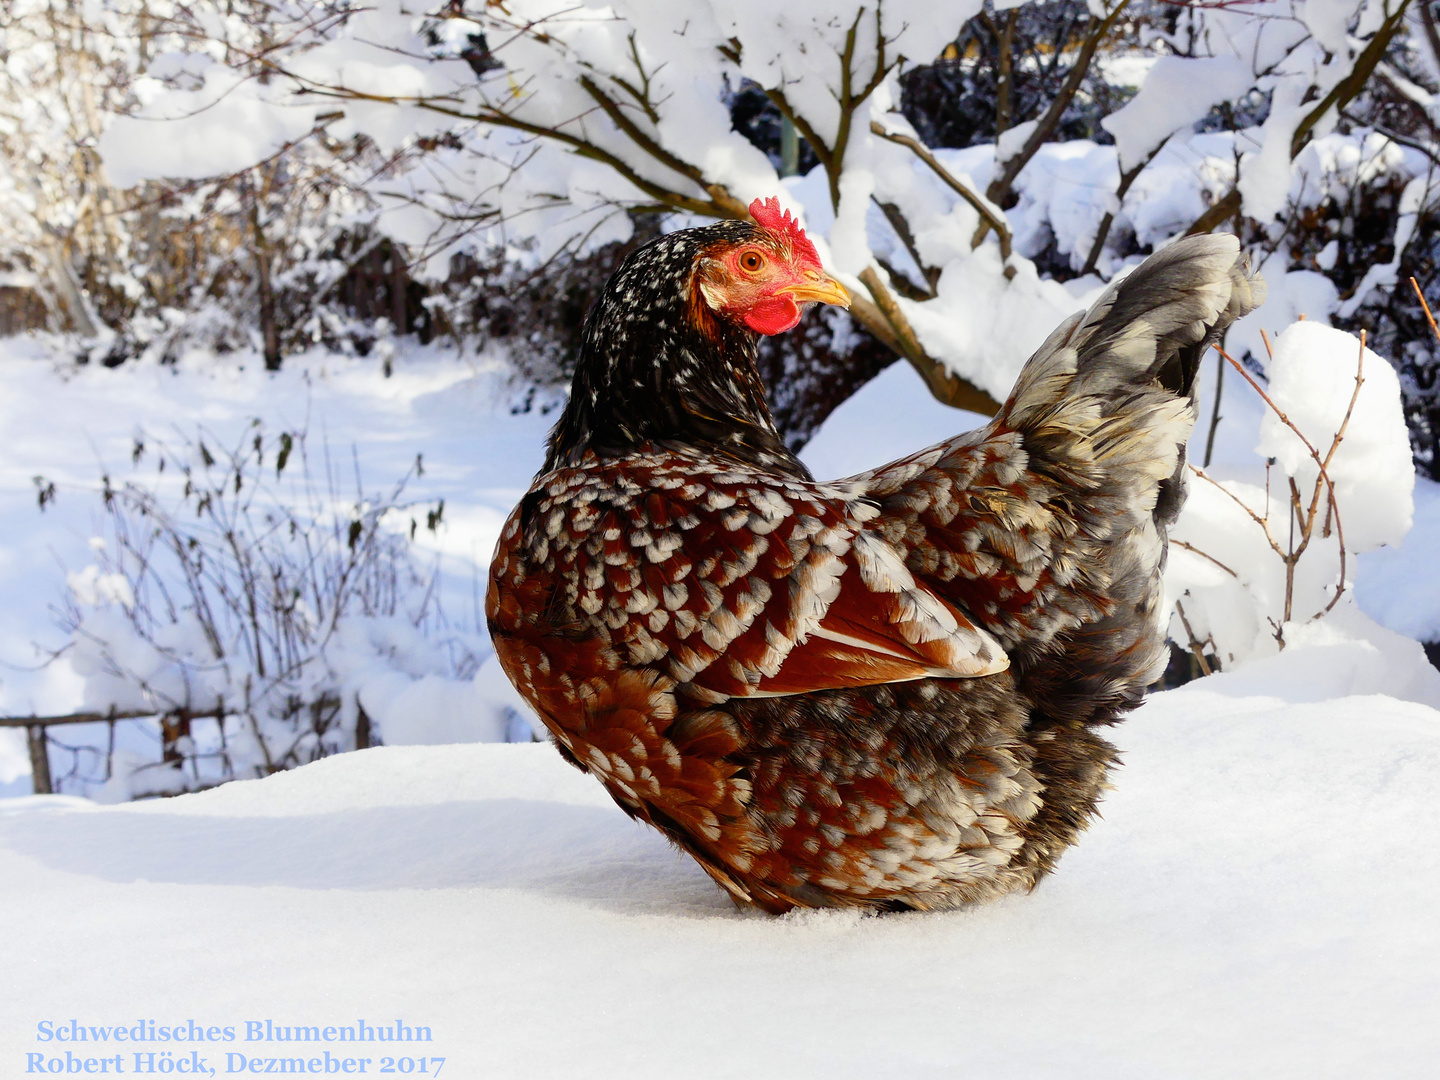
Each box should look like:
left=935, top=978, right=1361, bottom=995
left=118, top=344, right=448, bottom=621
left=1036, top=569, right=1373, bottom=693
left=2, top=687, right=1438, bottom=1077
left=1257, top=320, right=1414, bottom=553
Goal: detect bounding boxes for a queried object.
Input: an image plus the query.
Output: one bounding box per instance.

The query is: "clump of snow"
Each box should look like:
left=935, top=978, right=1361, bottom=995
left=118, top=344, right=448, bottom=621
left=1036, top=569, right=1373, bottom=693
left=64, top=566, right=135, bottom=610
left=995, top=119, right=1038, bottom=165
left=1257, top=320, right=1414, bottom=552
left=1355, top=477, right=1440, bottom=642
left=1186, top=601, right=1440, bottom=706
left=100, top=65, right=321, bottom=187
left=1102, top=56, right=1252, bottom=170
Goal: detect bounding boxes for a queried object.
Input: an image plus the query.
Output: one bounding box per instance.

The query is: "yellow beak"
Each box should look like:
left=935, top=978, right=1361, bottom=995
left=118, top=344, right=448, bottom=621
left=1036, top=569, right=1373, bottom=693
left=778, top=272, right=851, bottom=309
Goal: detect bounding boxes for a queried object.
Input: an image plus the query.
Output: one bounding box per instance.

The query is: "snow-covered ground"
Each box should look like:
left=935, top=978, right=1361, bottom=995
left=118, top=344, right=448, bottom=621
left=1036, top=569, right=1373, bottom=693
left=2, top=671, right=1438, bottom=1078
left=5, top=0, right=1439, bottom=1063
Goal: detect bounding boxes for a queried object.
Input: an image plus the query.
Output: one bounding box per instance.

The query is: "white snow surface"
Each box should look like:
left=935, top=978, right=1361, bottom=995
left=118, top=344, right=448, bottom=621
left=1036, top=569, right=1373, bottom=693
left=1101, top=55, right=1252, bottom=170
left=2, top=677, right=1438, bottom=1078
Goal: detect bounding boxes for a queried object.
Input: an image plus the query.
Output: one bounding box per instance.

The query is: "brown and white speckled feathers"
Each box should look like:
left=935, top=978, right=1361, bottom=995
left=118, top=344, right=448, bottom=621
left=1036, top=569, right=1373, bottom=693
left=488, top=230, right=1264, bottom=912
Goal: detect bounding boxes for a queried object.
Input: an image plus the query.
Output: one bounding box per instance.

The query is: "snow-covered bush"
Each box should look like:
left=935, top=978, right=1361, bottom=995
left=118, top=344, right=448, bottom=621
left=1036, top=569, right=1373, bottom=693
left=69, top=0, right=1437, bottom=474
left=49, top=421, right=489, bottom=797
left=0, top=0, right=404, bottom=369
left=0, top=0, right=142, bottom=336
left=1167, top=321, right=1416, bottom=669
left=5, top=0, right=1438, bottom=456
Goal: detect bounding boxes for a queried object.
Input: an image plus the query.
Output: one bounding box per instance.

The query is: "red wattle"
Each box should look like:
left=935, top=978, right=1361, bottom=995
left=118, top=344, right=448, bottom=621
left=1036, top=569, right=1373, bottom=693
left=742, top=295, right=802, bottom=335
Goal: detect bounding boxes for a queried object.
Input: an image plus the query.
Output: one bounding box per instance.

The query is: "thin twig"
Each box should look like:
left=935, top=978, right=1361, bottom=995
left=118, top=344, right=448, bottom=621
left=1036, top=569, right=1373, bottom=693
left=1215, top=346, right=1325, bottom=464
left=869, top=120, right=1015, bottom=274
left=1203, top=346, right=1225, bottom=468
left=1207, top=332, right=1362, bottom=633
left=1189, top=462, right=1285, bottom=556
left=1317, top=333, right=1364, bottom=614
left=1171, top=539, right=1239, bottom=578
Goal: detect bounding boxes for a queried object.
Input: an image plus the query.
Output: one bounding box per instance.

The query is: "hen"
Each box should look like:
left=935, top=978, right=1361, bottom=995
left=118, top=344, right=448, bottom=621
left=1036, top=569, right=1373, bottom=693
left=488, top=198, right=1262, bottom=912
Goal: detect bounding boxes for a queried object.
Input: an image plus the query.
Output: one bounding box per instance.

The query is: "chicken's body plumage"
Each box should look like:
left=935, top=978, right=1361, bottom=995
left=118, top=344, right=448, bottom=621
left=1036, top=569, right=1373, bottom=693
left=488, top=204, right=1263, bottom=912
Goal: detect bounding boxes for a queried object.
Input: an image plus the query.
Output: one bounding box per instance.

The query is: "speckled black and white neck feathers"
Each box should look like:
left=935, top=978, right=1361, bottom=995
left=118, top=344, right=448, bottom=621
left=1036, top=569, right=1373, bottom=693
left=543, top=222, right=810, bottom=481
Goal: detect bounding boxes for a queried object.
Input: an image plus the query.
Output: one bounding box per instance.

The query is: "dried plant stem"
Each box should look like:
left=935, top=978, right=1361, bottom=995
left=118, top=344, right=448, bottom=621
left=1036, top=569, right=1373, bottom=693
left=1411, top=277, right=1440, bottom=340
left=36, top=418, right=458, bottom=796
left=1202, top=347, right=1225, bottom=467
left=1173, top=601, right=1214, bottom=677
left=1189, top=462, right=1286, bottom=555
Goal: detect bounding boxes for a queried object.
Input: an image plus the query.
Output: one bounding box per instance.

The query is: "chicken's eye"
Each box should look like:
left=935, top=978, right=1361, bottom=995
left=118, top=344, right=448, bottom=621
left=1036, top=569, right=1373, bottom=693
left=739, top=250, right=766, bottom=273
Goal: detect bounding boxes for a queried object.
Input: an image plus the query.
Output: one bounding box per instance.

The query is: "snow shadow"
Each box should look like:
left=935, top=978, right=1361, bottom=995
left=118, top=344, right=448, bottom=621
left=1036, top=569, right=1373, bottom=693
left=0, top=797, right=731, bottom=915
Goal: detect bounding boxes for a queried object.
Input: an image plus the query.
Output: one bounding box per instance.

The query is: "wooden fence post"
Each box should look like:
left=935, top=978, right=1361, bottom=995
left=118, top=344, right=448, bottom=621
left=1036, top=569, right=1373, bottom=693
left=1, top=709, right=226, bottom=796
left=26, top=724, right=52, bottom=796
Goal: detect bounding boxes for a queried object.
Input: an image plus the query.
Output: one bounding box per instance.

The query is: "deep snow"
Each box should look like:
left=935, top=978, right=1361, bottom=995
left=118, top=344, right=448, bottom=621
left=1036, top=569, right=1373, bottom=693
left=2, top=675, right=1438, bottom=1079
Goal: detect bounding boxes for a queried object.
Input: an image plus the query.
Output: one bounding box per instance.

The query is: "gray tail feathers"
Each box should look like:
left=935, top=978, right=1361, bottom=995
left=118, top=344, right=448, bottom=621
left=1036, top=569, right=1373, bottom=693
left=1002, top=234, right=1265, bottom=432
left=997, top=234, right=1264, bottom=525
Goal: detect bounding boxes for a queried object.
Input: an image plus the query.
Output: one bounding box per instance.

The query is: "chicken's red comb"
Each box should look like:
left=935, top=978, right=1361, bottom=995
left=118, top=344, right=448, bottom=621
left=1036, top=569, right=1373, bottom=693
left=749, top=196, right=821, bottom=267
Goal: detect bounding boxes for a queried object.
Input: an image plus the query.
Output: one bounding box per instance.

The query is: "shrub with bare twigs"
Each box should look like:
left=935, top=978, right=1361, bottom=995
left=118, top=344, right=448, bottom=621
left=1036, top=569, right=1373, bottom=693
left=46, top=421, right=465, bottom=797
left=1166, top=315, right=1418, bottom=673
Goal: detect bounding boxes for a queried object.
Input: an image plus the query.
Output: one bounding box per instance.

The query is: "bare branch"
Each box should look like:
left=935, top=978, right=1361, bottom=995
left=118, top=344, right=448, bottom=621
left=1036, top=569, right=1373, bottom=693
left=870, top=120, right=1015, bottom=275
left=1190, top=461, right=1288, bottom=556
left=1188, top=0, right=1412, bottom=235
left=853, top=266, right=1001, bottom=414
left=1412, top=276, right=1440, bottom=341
left=1171, top=539, right=1239, bottom=578
left=576, top=74, right=748, bottom=219
left=982, top=0, right=1133, bottom=215
left=1081, top=140, right=1167, bottom=276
